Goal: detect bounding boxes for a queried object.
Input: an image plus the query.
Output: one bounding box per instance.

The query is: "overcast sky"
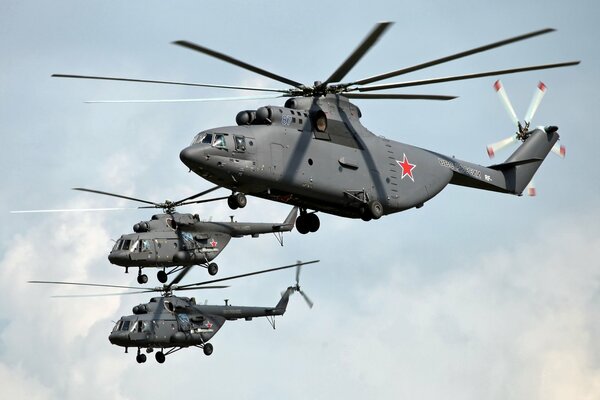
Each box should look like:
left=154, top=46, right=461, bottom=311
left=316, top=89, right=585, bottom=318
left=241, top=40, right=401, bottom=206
left=1, top=1, right=599, bottom=399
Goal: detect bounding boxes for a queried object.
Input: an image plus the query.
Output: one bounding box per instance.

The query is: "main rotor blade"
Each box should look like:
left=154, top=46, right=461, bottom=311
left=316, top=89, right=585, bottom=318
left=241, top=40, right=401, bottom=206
left=176, top=260, right=320, bottom=290
left=72, top=187, right=159, bottom=207
left=51, top=291, right=156, bottom=298
left=323, top=22, right=393, bottom=86
left=175, top=185, right=221, bottom=204
left=355, top=61, right=581, bottom=92
left=343, top=93, right=456, bottom=101
left=28, top=280, right=151, bottom=291
left=84, top=94, right=287, bottom=103
left=52, top=74, right=289, bottom=93
left=11, top=207, right=136, bottom=214
left=173, top=40, right=304, bottom=89
left=176, top=196, right=230, bottom=207
left=350, top=28, right=557, bottom=86
left=165, top=265, right=193, bottom=292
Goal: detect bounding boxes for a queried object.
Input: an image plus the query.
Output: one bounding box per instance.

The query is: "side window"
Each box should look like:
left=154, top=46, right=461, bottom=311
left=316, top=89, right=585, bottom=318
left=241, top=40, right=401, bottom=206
left=234, top=135, right=246, bottom=152
left=213, top=134, right=226, bottom=149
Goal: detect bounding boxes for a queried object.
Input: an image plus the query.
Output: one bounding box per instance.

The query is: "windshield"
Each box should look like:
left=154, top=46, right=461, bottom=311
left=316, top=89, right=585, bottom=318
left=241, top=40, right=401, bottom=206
left=192, top=132, right=213, bottom=145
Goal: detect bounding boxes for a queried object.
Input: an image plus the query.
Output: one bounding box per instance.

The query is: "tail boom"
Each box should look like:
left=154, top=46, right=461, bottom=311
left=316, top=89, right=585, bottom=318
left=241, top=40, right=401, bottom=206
left=444, top=128, right=559, bottom=195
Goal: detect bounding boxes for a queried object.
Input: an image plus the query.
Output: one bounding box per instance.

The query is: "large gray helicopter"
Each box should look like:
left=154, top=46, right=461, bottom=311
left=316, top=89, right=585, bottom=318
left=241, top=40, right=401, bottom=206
left=73, top=187, right=297, bottom=283
left=30, top=260, right=318, bottom=363
left=54, top=23, right=579, bottom=233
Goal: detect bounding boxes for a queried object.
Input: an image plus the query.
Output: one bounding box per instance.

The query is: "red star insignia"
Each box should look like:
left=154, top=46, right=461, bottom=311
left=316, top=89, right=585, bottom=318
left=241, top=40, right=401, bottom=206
left=205, top=321, right=213, bottom=329
left=210, top=239, right=217, bottom=247
left=397, top=154, right=416, bottom=181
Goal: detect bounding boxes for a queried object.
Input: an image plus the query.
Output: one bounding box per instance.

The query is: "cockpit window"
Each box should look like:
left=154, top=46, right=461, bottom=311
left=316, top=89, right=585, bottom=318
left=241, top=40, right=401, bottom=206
left=121, top=320, right=131, bottom=331
left=192, top=132, right=213, bottom=145
left=202, top=133, right=213, bottom=144
left=213, top=134, right=226, bottom=148
left=112, top=240, right=121, bottom=251
left=120, top=239, right=132, bottom=251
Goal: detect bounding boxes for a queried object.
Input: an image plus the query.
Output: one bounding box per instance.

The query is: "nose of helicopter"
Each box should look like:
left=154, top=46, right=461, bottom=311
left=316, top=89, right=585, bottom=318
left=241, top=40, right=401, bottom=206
left=108, top=250, right=127, bottom=266
left=180, top=145, right=207, bottom=170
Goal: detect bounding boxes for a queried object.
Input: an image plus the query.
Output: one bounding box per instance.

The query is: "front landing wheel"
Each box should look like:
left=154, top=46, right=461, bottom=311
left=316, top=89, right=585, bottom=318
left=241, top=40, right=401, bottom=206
left=208, top=263, right=218, bottom=276
left=203, top=343, right=214, bottom=356
left=157, top=270, right=168, bottom=283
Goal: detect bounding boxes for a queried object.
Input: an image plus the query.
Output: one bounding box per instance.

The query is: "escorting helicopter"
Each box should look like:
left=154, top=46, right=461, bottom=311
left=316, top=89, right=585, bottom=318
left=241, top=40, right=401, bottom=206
left=53, top=23, right=580, bottom=233
left=12, top=187, right=298, bottom=284
left=30, top=260, right=319, bottom=363
left=76, top=187, right=298, bottom=284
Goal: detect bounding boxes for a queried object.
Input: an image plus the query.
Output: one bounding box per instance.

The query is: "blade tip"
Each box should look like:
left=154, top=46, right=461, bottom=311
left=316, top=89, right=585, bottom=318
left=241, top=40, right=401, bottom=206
left=493, top=80, right=502, bottom=91
left=486, top=146, right=495, bottom=158
left=538, top=81, right=547, bottom=91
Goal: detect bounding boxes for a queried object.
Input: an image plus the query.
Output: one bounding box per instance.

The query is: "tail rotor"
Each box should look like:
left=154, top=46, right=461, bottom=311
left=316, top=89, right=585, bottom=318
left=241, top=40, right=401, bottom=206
left=487, top=80, right=566, bottom=196
left=293, top=262, right=314, bottom=308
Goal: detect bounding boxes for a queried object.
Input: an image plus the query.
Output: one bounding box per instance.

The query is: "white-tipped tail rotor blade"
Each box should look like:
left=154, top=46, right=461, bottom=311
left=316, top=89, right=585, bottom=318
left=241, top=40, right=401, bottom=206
left=486, top=135, right=517, bottom=158
left=551, top=143, right=566, bottom=158
left=526, top=178, right=537, bottom=197
left=493, top=80, right=519, bottom=126
left=524, top=81, right=547, bottom=124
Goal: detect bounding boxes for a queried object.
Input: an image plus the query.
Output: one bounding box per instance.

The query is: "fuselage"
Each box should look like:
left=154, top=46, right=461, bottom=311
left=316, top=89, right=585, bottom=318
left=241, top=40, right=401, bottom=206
left=180, top=95, right=458, bottom=218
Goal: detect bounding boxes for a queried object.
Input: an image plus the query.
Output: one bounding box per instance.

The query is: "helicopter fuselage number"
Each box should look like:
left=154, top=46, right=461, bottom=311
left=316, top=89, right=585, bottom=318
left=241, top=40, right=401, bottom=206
left=437, top=158, right=482, bottom=180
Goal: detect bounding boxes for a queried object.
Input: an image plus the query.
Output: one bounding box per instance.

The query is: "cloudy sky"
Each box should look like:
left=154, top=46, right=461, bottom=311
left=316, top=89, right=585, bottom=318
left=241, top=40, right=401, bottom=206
left=1, top=1, right=599, bottom=399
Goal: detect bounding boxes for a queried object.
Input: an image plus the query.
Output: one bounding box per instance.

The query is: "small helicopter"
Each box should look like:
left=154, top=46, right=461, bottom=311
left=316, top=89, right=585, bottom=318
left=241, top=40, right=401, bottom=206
left=77, top=187, right=298, bottom=284
left=54, top=23, right=580, bottom=233
left=12, top=187, right=298, bottom=284
left=30, top=260, right=319, bottom=363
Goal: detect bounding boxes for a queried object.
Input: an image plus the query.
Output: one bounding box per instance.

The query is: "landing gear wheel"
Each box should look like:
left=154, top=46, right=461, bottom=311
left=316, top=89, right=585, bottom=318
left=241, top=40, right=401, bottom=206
left=207, top=263, right=218, bottom=276
left=295, top=215, right=309, bottom=235
left=203, top=343, right=214, bottom=356
left=368, top=200, right=383, bottom=220
left=306, top=213, right=320, bottom=233
left=136, top=353, right=147, bottom=363
left=155, top=351, right=165, bottom=364
left=137, top=273, right=148, bottom=285
left=227, top=193, right=247, bottom=210
left=227, top=196, right=239, bottom=210
left=360, top=206, right=372, bottom=221
left=234, top=193, right=247, bottom=208
left=157, top=270, right=168, bottom=284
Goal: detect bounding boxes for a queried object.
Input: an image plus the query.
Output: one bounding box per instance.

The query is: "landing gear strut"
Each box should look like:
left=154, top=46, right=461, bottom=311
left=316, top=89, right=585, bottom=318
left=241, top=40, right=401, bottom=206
left=157, top=269, right=168, bottom=283
left=227, top=192, right=247, bottom=210
left=360, top=200, right=383, bottom=221
left=295, top=211, right=320, bottom=234
left=137, top=268, right=148, bottom=285
left=136, top=348, right=147, bottom=363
